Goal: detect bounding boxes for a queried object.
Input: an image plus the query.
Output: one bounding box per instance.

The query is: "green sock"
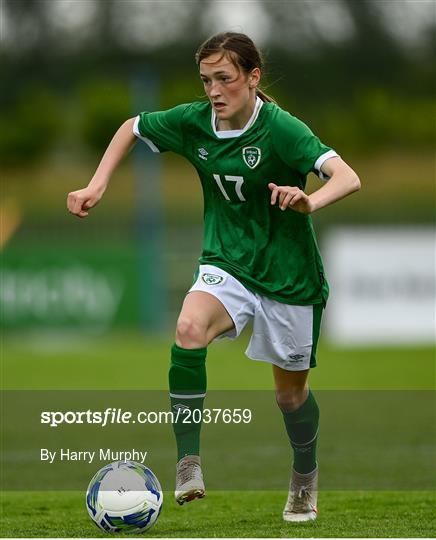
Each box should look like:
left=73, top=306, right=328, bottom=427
left=280, top=390, right=319, bottom=474
left=169, top=344, right=207, bottom=461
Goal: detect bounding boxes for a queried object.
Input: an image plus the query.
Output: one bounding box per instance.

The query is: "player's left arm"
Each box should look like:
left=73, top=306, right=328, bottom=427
left=269, top=157, right=360, bottom=214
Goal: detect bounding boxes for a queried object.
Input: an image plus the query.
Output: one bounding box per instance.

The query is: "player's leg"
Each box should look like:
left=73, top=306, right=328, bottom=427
left=273, top=366, right=318, bottom=474
left=245, top=299, right=323, bottom=521
left=273, top=366, right=319, bottom=521
left=176, top=290, right=235, bottom=348
left=170, top=290, right=234, bottom=505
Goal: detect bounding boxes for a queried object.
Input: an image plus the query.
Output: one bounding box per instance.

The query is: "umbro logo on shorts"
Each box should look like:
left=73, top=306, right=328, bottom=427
left=288, top=354, right=305, bottom=361
left=201, top=273, right=224, bottom=285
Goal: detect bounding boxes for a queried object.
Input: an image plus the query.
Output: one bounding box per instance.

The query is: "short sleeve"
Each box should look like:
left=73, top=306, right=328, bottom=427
left=133, top=103, right=190, bottom=154
left=272, top=108, right=338, bottom=180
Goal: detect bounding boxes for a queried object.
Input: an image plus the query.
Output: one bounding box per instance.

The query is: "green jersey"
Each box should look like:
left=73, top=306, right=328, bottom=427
left=133, top=97, right=337, bottom=305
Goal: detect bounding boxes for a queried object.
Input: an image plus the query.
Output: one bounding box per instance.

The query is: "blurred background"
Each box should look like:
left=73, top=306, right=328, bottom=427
left=1, top=0, right=434, bottom=389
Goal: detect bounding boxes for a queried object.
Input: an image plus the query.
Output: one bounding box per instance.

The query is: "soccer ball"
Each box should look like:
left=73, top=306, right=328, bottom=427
left=86, top=461, right=163, bottom=534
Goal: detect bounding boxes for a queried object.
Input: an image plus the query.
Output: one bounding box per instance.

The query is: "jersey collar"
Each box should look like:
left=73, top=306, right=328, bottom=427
left=211, top=96, right=263, bottom=139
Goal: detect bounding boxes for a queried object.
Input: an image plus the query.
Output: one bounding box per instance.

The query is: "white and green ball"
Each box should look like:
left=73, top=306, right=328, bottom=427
left=86, top=461, right=163, bottom=534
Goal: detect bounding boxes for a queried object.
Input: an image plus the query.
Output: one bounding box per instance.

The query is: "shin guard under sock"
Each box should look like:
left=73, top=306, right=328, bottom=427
left=169, top=344, right=207, bottom=461
left=280, top=390, right=319, bottom=474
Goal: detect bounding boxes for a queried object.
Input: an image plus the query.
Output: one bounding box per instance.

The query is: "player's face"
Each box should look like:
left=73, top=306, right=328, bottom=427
left=199, top=52, right=259, bottom=126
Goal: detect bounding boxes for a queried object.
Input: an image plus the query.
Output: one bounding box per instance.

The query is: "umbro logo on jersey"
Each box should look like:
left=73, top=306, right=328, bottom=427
left=288, top=354, right=305, bottom=361
left=201, top=273, right=224, bottom=285
left=198, top=148, right=208, bottom=160
left=242, top=146, right=261, bottom=169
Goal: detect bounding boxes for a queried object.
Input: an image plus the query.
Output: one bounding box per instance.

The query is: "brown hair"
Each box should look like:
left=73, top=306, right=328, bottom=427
left=195, top=32, right=276, bottom=103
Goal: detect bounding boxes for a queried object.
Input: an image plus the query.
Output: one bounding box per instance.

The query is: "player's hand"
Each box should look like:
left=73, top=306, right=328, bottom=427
left=67, top=186, right=104, bottom=218
left=268, top=183, right=314, bottom=214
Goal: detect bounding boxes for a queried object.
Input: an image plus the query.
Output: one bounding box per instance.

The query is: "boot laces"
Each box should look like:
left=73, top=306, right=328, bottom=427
left=291, top=485, right=312, bottom=513
left=178, top=459, right=200, bottom=484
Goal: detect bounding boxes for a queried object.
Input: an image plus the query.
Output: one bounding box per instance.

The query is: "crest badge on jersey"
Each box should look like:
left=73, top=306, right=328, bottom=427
left=201, top=273, right=224, bottom=285
left=242, top=146, right=261, bottom=169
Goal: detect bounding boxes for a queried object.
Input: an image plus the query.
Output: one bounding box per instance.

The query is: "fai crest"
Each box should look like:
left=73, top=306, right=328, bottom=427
left=201, top=273, right=224, bottom=285
left=242, top=146, right=261, bottom=169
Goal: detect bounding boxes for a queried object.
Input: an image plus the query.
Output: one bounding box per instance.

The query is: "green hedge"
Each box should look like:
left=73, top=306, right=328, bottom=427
left=0, top=89, right=60, bottom=166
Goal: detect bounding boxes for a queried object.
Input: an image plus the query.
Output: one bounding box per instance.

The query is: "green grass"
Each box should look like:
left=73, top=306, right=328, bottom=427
left=1, top=491, right=435, bottom=538
left=1, top=331, right=434, bottom=390
left=1, top=333, right=435, bottom=537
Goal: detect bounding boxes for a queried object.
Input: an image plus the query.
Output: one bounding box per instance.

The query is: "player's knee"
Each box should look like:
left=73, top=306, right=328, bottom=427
left=275, top=388, right=307, bottom=412
left=175, top=316, right=208, bottom=348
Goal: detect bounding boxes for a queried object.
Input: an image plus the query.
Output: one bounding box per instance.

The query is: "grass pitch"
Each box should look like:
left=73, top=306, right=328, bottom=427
left=2, top=331, right=434, bottom=390
left=1, top=333, right=435, bottom=537
left=1, top=490, right=435, bottom=538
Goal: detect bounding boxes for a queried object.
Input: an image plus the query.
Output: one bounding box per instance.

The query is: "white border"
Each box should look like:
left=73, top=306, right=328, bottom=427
left=170, top=393, right=207, bottom=399
left=211, top=96, right=263, bottom=139
left=314, top=149, right=339, bottom=180
left=133, top=115, right=161, bottom=153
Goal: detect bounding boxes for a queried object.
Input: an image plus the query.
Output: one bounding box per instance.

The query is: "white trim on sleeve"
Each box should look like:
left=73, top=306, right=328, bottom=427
left=314, top=149, right=339, bottom=181
left=133, top=115, right=161, bottom=153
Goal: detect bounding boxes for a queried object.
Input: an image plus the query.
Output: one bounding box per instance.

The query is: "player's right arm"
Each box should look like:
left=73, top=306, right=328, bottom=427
left=67, top=118, right=136, bottom=218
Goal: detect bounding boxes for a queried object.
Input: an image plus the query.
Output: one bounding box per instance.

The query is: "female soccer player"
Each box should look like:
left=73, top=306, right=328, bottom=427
left=67, top=32, right=360, bottom=522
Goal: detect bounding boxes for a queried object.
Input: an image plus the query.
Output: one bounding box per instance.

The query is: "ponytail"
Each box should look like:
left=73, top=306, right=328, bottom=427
left=256, top=88, right=276, bottom=104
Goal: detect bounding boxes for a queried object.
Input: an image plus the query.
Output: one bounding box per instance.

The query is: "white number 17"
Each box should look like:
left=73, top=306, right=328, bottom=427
left=213, top=174, right=246, bottom=202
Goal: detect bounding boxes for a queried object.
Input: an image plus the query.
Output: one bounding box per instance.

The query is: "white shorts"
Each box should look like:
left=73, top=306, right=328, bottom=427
left=188, top=264, right=323, bottom=371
